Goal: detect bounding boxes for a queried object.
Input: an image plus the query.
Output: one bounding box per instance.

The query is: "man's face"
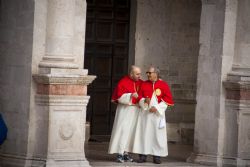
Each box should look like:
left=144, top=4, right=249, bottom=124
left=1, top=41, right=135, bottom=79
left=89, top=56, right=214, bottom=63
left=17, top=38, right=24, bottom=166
left=131, top=68, right=141, bottom=81
left=146, top=67, right=157, bottom=81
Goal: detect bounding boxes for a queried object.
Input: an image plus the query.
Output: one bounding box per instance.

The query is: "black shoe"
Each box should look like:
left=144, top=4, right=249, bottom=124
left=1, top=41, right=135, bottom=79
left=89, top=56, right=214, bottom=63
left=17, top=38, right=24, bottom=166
left=137, top=154, right=147, bottom=163
left=137, top=158, right=146, bottom=163
left=153, top=157, right=161, bottom=164
left=116, top=154, right=124, bottom=163
left=123, top=154, right=133, bottom=162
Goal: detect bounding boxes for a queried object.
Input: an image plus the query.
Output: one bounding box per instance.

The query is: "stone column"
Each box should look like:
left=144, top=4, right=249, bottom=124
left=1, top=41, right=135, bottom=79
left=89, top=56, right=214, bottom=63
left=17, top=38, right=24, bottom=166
left=187, top=0, right=238, bottom=166
left=33, top=0, right=95, bottom=166
left=39, top=0, right=78, bottom=69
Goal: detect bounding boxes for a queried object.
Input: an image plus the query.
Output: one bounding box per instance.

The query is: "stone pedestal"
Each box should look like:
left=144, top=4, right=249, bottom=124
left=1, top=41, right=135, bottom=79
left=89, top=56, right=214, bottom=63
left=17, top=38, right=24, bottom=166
left=33, top=69, right=96, bottom=167
left=188, top=68, right=250, bottom=167
left=224, top=68, right=250, bottom=167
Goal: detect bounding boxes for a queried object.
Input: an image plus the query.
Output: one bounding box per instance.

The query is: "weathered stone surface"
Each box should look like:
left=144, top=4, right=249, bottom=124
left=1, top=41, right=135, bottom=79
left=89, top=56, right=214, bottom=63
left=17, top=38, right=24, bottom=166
left=0, top=0, right=34, bottom=161
left=190, top=0, right=241, bottom=166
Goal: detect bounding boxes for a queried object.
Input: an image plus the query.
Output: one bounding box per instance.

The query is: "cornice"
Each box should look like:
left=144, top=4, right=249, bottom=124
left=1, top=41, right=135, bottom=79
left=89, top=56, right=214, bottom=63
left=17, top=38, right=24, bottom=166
left=33, top=74, right=96, bottom=85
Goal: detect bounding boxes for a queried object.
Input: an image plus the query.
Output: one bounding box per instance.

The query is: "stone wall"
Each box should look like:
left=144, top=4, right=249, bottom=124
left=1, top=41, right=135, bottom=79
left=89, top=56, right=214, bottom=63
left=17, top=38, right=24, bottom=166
left=134, top=0, right=201, bottom=143
left=0, top=0, right=34, bottom=156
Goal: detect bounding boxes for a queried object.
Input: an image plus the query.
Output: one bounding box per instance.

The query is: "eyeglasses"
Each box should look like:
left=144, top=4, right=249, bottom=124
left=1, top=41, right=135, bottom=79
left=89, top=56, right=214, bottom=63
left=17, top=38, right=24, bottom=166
left=146, top=71, right=156, bottom=75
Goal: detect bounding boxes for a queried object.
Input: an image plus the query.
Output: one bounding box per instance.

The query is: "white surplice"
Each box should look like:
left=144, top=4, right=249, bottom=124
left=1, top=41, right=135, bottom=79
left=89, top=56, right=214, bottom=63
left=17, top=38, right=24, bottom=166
left=108, top=93, right=139, bottom=154
left=132, top=91, right=168, bottom=156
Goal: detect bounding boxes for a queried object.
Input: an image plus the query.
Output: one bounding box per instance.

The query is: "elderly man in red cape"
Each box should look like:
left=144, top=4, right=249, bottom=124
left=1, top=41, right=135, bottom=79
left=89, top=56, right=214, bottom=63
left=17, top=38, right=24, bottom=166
left=108, top=65, right=143, bottom=163
left=132, top=66, right=174, bottom=164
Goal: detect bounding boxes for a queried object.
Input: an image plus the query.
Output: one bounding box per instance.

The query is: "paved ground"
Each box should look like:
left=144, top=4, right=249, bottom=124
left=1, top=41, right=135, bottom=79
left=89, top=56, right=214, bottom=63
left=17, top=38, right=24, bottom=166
left=85, top=142, right=213, bottom=167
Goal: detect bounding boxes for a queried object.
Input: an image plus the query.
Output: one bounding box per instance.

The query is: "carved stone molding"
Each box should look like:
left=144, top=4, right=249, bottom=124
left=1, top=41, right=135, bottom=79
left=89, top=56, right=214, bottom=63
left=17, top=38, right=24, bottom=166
left=224, top=69, right=250, bottom=100
left=59, top=123, right=75, bottom=140
left=33, top=74, right=96, bottom=85
left=35, top=95, right=90, bottom=106
left=225, top=99, right=250, bottom=110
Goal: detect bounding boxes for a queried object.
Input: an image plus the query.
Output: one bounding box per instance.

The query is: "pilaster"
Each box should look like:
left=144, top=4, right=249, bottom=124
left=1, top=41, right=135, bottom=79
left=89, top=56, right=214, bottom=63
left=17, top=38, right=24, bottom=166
left=188, top=0, right=238, bottom=166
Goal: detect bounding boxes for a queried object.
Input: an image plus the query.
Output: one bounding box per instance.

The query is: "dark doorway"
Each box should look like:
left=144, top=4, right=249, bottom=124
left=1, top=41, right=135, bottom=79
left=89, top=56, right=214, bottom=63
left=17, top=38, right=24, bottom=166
left=84, top=0, right=130, bottom=141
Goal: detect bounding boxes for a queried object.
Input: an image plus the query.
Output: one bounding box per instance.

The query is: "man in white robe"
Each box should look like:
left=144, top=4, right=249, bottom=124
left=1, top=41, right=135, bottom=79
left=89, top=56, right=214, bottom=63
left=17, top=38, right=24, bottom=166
left=108, top=65, right=142, bottom=163
left=132, top=66, right=174, bottom=164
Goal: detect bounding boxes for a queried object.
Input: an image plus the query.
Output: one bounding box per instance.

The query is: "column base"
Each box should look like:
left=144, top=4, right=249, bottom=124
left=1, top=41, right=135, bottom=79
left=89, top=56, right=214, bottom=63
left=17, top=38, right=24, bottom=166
left=46, top=159, right=90, bottom=167
left=187, top=153, right=237, bottom=166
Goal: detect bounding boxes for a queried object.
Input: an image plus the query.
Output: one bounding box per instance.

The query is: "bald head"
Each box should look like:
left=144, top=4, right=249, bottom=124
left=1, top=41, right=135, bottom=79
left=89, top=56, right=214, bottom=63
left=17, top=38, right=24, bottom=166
left=129, top=65, right=141, bottom=81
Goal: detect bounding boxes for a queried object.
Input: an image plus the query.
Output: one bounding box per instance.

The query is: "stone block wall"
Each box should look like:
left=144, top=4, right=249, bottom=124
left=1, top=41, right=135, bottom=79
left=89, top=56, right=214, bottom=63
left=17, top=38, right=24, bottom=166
left=134, top=0, right=201, bottom=143
left=0, top=0, right=34, bottom=155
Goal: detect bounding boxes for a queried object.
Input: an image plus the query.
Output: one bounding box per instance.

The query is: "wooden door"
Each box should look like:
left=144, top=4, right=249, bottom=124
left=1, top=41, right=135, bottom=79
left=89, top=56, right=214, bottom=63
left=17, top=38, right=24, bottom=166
left=84, top=0, right=130, bottom=141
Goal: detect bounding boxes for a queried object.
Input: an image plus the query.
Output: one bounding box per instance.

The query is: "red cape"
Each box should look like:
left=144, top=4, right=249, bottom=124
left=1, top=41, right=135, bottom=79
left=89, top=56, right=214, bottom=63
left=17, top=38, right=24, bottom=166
left=112, top=76, right=143, bottom=104
left=138, top=79, right=174, bottom=106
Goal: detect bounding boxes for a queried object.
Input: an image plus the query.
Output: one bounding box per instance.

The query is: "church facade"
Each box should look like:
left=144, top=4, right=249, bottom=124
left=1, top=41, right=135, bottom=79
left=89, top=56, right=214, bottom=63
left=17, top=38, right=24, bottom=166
left=0, top=0, right=249, bottom=166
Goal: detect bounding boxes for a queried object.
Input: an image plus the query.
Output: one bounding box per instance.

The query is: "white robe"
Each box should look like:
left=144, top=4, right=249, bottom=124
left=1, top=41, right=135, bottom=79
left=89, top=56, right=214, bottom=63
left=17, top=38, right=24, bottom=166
left=132, top=92, right=168, bottom=156
left=108, top=93, right=139, bottom=154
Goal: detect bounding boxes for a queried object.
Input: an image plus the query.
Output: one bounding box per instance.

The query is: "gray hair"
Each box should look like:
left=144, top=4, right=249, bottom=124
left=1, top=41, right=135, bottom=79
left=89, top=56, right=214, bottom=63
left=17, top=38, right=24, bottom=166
left=154, top=67, right=160, bottom=76
left=149, top=65, right=161, bottom=79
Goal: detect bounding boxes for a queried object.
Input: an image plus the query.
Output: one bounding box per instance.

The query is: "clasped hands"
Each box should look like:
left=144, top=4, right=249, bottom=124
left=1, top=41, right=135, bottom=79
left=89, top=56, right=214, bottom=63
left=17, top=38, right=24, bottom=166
left=144, top=97, right=157, bottom=113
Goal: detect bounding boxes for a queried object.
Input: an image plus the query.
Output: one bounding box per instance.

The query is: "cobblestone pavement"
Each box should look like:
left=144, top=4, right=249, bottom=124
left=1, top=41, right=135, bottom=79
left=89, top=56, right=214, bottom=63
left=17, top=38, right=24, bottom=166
left=85, top=142, right=213, bottom=167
